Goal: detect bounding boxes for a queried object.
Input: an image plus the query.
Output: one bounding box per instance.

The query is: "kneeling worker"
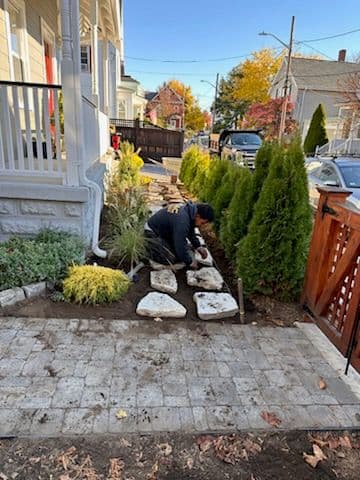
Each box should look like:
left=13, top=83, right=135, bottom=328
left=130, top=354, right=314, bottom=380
left=145, top=202, right=214, bottom=269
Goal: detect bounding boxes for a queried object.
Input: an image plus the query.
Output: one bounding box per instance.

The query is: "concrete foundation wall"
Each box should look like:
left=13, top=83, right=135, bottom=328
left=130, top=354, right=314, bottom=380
left=0, top=183, right=89, bottom=243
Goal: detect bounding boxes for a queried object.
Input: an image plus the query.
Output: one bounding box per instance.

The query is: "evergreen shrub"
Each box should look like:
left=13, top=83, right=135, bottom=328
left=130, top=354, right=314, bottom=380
left=63, top=265, right=130, bottom=304
left=303, top=104, right=328, bottom=155
left=236, top=138, right=312, bottom=301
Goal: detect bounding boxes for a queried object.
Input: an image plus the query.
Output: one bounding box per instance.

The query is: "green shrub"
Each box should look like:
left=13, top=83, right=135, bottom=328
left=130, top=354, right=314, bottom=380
left=212, top=161, right=240, bottom=227
left=303, top=104, right=328, bottom=155
left=105, top=224, right=146, bottom=270
left=0, top=230, right=85, bottom=290
left=202, top=157, right=229, bottom=204
left=220, top=167, right=254, bottom=257
left=63, top=265, right=130, bottom=304
left=236, top=138, right=312, bottom=301
left=252, top=142, right=275, bottom=202
left=106, top=141, right=144, bottom=199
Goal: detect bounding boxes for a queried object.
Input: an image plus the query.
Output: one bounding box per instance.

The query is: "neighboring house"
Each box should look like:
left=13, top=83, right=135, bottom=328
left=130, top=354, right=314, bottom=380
left=145, top=85, right=184, bottom=129
left=270, top=51, right=360, bottom=140
left=117, top=73, right=147, bottom=120
left=0, top=0, right=123, bottom=256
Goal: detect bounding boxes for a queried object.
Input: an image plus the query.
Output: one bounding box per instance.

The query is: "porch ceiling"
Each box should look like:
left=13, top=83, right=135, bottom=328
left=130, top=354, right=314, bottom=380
left=79, top=0, right=121, bottom=46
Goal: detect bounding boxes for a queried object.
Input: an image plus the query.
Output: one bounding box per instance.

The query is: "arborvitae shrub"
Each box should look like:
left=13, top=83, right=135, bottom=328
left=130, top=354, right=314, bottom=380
left=202, top=157, right=229, bottom=205
left=191, top=151, right=211, bottom=198
left=303, top=104, right=328, bottom=155
left=236, top=138, right=312, bottom=301
left=252, top=142, right=275, bottom=202
left=212, top=162, right=240, bottom=229
left=219, top=167, right=254, bottom=257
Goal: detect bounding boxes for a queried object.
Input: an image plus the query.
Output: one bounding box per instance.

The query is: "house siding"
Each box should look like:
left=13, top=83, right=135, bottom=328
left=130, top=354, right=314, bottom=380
left=0, top=5, right=10, bottom=79
left=0, top=0, right=58, bottom=82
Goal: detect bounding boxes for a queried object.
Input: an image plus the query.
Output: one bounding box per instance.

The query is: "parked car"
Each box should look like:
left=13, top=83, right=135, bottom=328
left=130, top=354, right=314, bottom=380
left=219, top=129, right=262, bottom=168
left=188, top=134, right=210, bottom=150
left=306, top=157, right=360, bottom=210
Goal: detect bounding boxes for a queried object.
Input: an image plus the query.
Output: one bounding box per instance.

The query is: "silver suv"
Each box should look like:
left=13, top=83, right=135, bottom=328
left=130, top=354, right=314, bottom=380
left=306, top=157, right=360, bottom=210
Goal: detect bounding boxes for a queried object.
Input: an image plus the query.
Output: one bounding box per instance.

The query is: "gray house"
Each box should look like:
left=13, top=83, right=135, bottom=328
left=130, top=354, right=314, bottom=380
left=270, top=51, right=360, bottom=140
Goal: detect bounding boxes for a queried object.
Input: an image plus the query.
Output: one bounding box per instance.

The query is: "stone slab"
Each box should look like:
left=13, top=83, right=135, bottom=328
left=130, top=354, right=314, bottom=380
left=193, top=292, right=238, bottom=320
left=0, top=287, right=25, bottom=307
left=187, top=267, right=223, bottom=291
left=150, top=269, right=178, bottom=294
left=136, top=292, right=186, bottom=318
left=195, top=248, right=213, bottom=267
left=149, top=260, right=185, bottom=271
left=22, top=282, right=46, bottom=299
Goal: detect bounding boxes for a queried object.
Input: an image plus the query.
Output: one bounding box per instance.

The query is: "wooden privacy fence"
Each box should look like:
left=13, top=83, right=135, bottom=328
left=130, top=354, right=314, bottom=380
left=302, top=187, right=360, bottom=373
left=110, top=119, right=184, bottom=161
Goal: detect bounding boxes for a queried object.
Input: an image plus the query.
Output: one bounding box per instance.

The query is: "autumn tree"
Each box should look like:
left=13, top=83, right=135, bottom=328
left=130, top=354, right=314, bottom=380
left=167, top=79, right=205, bottom=131
left=242, top=97, right=297, bottom=140
left=214, top=49, right=283, bottom=130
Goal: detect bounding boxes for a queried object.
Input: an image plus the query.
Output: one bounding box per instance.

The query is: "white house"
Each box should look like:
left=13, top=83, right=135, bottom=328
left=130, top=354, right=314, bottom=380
left=117, top=73, right=147, bottom=121
left=270, top=51, right=360, bottom=141
left=0, top=0, right=124, bottom=256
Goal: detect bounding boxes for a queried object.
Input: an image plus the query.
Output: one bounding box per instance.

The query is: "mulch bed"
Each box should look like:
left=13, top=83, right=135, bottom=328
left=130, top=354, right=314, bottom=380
left=0, top=431, right=359, bottom=479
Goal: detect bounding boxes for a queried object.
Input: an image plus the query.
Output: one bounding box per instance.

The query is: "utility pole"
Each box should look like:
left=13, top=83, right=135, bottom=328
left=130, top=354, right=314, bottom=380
left=212, top=73, right=219, bottom=133
left=279, top=16, right=295, bottom=141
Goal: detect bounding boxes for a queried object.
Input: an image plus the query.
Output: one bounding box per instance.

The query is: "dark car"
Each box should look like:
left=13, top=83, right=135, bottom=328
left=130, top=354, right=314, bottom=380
left=306, top=157, right=360, bottom=211
left=219, top=129, right=262, bottom=168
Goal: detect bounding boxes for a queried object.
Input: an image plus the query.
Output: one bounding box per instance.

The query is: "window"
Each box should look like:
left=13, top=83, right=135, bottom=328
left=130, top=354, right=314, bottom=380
left=339, top=165, right=360, bottom=188
left=319, top=164, right=340, bottom=185
left=8, top=1, right=25, bottom=81
left=230, top=132, right=262, bottom=146
left=80, top=45, right=91, bottom=73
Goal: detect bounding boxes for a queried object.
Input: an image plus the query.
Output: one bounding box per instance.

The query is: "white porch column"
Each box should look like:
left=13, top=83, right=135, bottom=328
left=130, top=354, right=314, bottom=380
left=90, top=0, right=99, bottom=100
left=60, top=0, right=84, bottom=186
left=102, top=40, right=109, bottom=115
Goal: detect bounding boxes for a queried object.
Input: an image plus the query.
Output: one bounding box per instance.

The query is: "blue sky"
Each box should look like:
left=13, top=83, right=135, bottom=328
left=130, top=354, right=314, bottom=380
left=123, top=0, right=360, bottom=110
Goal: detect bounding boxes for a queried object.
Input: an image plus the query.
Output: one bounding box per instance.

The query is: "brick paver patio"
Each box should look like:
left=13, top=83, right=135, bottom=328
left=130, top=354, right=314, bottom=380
left=0, top=317, right=359, bottom=436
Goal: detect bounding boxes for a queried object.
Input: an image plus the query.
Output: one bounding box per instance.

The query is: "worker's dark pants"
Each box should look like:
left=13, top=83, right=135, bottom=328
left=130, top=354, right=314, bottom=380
left=144, top=230, right=177, bottom=265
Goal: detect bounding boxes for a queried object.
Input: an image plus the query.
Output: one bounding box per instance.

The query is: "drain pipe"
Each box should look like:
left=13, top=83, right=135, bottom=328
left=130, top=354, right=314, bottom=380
left=78, top=164, right=107, bottom=259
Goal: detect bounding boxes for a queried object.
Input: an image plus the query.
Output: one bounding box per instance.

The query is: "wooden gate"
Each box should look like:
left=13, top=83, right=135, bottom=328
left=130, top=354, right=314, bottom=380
left=301, top=187, right=360, bottom=373
left=110, top=119, right=184, bottom=161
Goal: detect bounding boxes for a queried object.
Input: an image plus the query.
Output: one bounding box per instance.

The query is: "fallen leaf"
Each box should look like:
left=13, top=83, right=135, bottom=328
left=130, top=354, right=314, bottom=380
left=59, top=476, right=70, bottom=480
left=158, top=443, right=172, bottom=456
left=108, top=458, right=125, bottom=480
left=148, top=462, right=158, bottom=480
left=339, top=435, right=352, bottom=449
left=0, top=473, right=8, bottom=480
left=243, top=438, right=262, bottom=455
left=260, top=411, right=282, bottom=428
left=318, top=378, right=327, bottom=390
left=154, top=317, right=163, bottom=322
left=186, top=458, right=194, bottom=470
left=118, top=438, right=132, bottom=448
left=197, top=435, right=214, bottom=453
left=116, top=409, right=128, bottom=420
left=310, top=435, right=328, bottom=448
left=303, top=444, right=327, bottom=468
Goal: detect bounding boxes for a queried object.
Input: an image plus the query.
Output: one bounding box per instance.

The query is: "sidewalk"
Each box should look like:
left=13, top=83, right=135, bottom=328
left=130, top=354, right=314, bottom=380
left=0, top=316, right=359, bottom=437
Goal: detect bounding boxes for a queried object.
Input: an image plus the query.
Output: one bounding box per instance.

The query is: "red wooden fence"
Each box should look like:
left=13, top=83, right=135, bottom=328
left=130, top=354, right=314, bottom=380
left=301, top=187, right=360, bottom=373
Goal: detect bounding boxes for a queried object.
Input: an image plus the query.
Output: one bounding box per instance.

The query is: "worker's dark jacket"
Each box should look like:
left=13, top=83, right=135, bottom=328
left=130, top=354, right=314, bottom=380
left=147, top=202, right=200, bottom=265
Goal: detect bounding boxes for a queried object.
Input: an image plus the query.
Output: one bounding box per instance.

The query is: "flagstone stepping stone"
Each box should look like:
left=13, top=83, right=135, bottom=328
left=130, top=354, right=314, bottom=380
left=193, top=292, right=238, bottom=320
left=195, top=248, right=213, bottom=266
left=136, top=292, right=186, bottom=318
left=151, top=269, right=178, bottom=294
left=187, top=267, right=223, bottom=291
left=149, top=260, right=185, bottom=271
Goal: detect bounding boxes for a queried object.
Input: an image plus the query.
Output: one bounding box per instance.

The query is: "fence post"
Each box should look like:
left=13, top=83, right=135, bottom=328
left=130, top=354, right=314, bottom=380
left=135, top=117, right=140, bottom=150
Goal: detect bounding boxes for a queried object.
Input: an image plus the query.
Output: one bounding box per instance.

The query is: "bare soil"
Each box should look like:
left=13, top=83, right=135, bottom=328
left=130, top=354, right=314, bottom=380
left=0, top=431, right=359, bottom=479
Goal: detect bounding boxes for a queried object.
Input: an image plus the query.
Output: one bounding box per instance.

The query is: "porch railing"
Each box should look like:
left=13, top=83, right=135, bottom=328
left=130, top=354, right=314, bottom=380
left=0, top=80, right=66, bottom=184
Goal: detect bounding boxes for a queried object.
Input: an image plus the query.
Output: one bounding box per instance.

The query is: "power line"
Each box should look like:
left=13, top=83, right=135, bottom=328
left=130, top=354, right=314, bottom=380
left=299, top=27, right=360, bottom=43
left=296, top=41, right=336, bottom=60
left=127, top=70, right=222, bottom=77
left=125, top=47, right=282, bottom=64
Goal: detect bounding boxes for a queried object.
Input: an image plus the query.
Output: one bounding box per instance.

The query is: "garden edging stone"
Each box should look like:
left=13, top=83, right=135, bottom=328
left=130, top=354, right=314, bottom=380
left=0, top=287, right=25, bottom=307
left=23, top=282, right=47, bottom=298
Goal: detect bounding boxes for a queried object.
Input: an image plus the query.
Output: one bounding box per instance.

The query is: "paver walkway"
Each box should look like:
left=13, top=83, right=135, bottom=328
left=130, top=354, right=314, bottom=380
left=0, top=317, right=359, bottom=437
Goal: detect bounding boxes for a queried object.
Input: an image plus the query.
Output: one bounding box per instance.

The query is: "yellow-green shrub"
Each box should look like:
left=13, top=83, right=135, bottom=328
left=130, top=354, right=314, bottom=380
left=63, top=265, right=130, bottom=304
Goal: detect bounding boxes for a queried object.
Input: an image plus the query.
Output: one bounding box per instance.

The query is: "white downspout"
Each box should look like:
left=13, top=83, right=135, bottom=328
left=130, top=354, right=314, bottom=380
left=60, top=0, right=106, bottom=258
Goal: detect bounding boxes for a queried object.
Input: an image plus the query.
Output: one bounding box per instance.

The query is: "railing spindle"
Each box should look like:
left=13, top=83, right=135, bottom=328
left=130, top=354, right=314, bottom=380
left=32, top=87, right=44, bottom=171
left=43, top=87, right=53, bottom=173
left=0, top=85, right=15, bottom=170
left=22, top=85, right=34, bottom=170
left=53, top=89, right=63, bottom=177
left=11, top=85, right=25, bottom=170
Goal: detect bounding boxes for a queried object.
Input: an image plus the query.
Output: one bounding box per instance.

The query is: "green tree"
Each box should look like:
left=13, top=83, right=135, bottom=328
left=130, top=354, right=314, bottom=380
left=212, top=162, right=240, bottom=228
left=252, top=142, right=276, bottom=202
left=303, top=104, right=329, bottom=155
left=202, top=157, right=229, bottom=204
left=219, top=167, right=254, bottom=257
left=236, top=138, right=312, bottom=301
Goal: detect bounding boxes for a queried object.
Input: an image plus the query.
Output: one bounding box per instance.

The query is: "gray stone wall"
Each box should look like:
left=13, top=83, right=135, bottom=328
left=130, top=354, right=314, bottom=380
left=0, top=184, right=89, bottom=243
